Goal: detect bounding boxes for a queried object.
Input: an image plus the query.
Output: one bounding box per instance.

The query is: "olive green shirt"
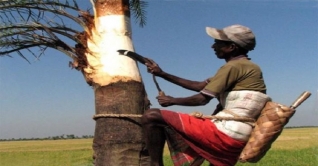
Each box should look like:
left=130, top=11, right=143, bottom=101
left=201, top=56, right=266, bottom=98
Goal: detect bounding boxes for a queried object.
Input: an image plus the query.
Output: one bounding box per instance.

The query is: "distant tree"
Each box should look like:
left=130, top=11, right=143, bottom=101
left=66, top=134, right=75, bottom=139
left=52, top=136, right=59, bottom=140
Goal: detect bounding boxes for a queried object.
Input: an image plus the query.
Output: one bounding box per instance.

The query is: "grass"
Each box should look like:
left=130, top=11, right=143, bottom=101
left=0, top=139, right=94, bottom=166
left=0, top=128, right=317, bottom=166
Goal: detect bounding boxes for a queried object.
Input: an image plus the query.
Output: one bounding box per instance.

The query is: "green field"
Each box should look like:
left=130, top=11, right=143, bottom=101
left=1, top=128, right=317, bottom=166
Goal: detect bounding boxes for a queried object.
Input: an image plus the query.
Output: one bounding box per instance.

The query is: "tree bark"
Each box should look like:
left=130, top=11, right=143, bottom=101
left=93, top=80, right=150, bottom=166
left=89, top=0, right=151, bottom=165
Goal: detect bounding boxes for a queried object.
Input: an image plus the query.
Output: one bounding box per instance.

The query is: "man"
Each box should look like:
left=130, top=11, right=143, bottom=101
left=141, top=24, right=270, bottom=166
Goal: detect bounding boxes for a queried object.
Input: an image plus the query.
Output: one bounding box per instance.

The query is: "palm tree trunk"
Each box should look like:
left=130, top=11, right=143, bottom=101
left=87, top=0, right=150, bottom=165
left=93, top=81, right=149, bottom=165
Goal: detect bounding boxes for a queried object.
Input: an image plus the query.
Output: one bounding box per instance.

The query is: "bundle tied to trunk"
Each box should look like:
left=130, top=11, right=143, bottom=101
left=239, top=91, right=311, bottom=163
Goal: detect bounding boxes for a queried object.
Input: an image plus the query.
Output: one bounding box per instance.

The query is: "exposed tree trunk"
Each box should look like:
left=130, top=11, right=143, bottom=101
left=89, top=0, right=150, bottom=165
left=0, top=1, right=150, bottom=164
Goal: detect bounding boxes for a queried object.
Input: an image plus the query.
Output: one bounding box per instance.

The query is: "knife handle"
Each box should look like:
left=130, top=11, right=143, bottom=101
left=159, top=91, right=166, bottom=96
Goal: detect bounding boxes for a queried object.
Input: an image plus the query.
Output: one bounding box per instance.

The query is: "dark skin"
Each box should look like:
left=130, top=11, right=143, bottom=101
left=141, top=39, right=247, bottom=166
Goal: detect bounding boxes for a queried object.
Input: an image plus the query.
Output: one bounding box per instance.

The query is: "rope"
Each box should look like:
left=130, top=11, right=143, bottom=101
left=189, top=111, right=255, bottom=122
left=93, top=114, right=142, bottom=120
left=93, top=111, right=255, bottom=122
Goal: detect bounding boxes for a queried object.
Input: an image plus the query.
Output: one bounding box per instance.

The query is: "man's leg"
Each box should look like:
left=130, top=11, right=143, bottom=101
left=141, top=108, right=167, bottom=166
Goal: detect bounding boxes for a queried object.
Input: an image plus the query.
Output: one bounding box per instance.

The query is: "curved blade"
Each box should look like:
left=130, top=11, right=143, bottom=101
left=117, top=49, right=148, bottom=65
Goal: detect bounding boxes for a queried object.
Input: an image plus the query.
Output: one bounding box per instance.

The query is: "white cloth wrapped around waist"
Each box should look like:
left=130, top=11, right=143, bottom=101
left=212, top=91, right=271, bottom=141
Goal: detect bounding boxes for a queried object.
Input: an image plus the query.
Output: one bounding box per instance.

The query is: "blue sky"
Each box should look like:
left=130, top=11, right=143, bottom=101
left=0, top=0, right=317, bottom=139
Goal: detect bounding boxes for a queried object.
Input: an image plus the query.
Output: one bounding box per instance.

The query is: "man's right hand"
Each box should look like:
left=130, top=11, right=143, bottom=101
left=156, top=95, right=174, bottom=107
left=145, top=58, right=163, bottom=76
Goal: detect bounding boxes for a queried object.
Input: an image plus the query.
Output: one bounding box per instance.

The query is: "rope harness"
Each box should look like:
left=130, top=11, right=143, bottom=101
left=93, top=110, right=255, bottom=124
left=93, top=76, right=255, bottom=124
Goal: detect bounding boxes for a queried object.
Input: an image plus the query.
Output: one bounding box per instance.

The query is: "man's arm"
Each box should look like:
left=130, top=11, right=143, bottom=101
left=157, top=93, right=213, bottom=107
left=158, top=71, right=208, bottom=92
left=145, top=59, right=207, bottom=92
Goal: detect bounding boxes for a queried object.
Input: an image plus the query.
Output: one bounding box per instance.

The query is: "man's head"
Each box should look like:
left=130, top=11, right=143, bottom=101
left=206, top=24, right=256, bottom=51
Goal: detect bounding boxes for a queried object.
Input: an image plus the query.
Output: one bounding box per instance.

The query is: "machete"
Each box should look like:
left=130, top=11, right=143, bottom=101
left=117, top=49, right=149, bottom=64
left=117, top=49, right=165, bottom=96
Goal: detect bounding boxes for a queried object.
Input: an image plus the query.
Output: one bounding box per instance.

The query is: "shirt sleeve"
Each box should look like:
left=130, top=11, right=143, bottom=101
left=200, top=64, right=240, bottom=98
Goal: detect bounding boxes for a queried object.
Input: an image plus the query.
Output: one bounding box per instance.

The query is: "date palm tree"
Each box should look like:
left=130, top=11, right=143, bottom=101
left=0, top=0, right=150, bottom=165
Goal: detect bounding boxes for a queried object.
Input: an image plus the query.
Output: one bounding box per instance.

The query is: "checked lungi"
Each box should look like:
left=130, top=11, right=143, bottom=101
left=162, top=110, right=245, bottom=166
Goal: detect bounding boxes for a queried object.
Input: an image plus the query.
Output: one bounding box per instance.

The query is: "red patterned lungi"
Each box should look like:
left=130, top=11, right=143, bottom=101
left=161, top=110, right=246, bottom=166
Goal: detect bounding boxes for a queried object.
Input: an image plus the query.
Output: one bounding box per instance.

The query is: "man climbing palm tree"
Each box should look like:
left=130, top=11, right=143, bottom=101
left=141, top=24, right=270, bottom=166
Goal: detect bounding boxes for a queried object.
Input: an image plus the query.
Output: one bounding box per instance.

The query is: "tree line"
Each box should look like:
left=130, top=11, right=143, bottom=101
left=284, top=126, right=318, bottom=129
left=2, top=126, right=317, bottom=142
left=0, top=134, right=94, bottom=142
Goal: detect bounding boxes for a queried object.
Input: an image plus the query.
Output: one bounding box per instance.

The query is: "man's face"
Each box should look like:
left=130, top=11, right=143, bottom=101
left=211, top=39, right=234, bottom=59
